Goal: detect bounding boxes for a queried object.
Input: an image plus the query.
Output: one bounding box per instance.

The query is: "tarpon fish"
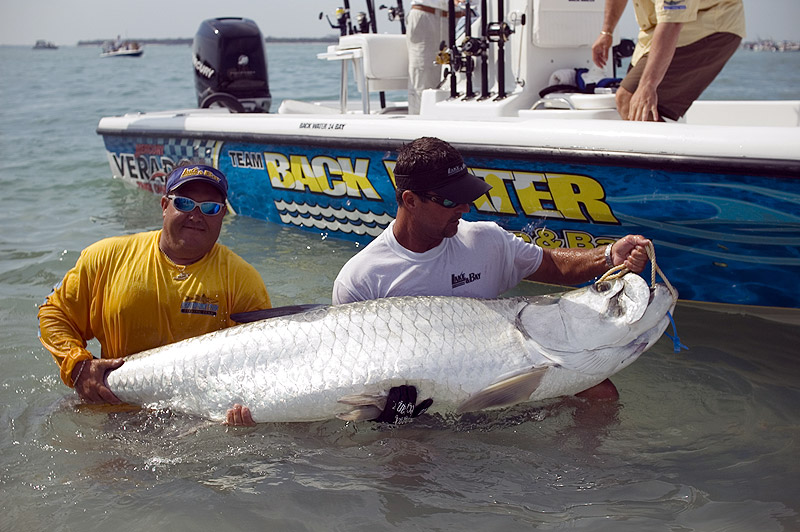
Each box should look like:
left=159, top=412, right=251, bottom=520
left=106, top=274, right=677, bottom=423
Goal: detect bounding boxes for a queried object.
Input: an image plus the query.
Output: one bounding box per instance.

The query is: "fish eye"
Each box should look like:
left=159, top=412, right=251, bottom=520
left=593, top=281, right=611, bottom=292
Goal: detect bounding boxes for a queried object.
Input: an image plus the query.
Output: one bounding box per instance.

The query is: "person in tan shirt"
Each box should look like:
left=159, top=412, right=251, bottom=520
left=592, top=0, right=745, bottom=121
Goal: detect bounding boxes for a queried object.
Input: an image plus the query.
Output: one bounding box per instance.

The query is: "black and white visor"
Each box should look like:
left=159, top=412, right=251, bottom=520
left=394, top=162, right=491, bottom=204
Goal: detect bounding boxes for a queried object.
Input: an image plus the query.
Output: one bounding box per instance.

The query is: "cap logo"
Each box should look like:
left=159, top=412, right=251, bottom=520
left=394, top=162, right=469, bottom=191
left=179, top=167, right=221, bottom=183
left=447, top=163, right=466, bottom=176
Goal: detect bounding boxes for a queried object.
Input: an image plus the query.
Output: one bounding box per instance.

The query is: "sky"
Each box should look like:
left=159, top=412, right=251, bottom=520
left=1, top=0, right=798, bottom=46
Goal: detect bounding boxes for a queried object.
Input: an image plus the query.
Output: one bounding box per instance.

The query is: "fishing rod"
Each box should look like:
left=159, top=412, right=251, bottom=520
left=479, top=0, right=489, bottom=98
left=448, top=0, right=459, bottom=98
left=463, top=1, right=475, bottom=98
left=486, top=0, right=513, bottom=99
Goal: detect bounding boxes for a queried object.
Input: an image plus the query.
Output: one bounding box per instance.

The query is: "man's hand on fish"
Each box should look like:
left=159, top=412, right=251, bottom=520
left=373, top=385, right=433, bottom=424
left=611, top=235, right=652, bottom=273
left=225, top=403, right=256, bottom=426
left=72, top=358, right=124, bottom=404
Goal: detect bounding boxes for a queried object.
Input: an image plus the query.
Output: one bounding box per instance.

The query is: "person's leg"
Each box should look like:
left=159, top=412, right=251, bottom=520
left=407, top=10, right=440, bottom=114
left=654, top=32, right=741, bottom=120
left=619, top=32, right=741, bottom=121
left=575, top=378, right=620, bottom=401
left=615, top=86, right=632, bottom=120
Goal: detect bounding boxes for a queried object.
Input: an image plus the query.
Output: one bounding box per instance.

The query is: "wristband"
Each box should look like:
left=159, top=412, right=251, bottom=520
left=72, top=360, right=87, bottom=387
left=604, top=243, right=614, bottom=267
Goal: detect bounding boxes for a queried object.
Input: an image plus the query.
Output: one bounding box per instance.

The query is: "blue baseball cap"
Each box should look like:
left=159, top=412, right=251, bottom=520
left=165, top=165, right=228, bottom=198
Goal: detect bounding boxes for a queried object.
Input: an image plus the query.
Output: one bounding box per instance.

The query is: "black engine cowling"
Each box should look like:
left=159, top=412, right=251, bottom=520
left=193, top=17, right=271, bottom=113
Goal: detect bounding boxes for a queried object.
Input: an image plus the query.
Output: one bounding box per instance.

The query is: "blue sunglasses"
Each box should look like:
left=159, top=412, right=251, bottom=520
left=167, top=195, right=225, bottom=216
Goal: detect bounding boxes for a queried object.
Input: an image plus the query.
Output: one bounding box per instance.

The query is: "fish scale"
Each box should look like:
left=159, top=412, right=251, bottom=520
left=106, top=276, right=676, bottom=422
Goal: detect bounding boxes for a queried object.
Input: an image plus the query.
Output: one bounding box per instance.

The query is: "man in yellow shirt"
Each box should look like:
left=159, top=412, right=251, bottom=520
left=38, top=164, right=271, bottom=425
left=592, top=0, right=745, bottom=121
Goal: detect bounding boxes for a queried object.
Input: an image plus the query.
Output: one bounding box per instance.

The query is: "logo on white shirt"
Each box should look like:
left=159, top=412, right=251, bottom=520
left=452, top=272, right=481, bottom=288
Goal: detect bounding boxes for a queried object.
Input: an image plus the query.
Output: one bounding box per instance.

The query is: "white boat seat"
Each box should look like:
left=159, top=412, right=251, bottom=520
left=336, top=34, right=409, bottom=92
left=318, top=34, right=409, bottom=114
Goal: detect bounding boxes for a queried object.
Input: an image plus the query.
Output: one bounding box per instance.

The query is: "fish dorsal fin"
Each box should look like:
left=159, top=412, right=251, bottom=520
left=231, top=304, right=327, bottom=323
left=456, top=367, right=548, bottom=414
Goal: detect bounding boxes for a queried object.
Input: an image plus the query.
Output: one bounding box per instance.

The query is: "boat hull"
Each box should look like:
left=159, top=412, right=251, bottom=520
left=97, top=113, right=800, bottom=309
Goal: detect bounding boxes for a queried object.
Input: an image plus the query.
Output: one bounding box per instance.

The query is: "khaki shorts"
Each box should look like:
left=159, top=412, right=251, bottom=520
left=622, top=32, right=742, bottom=120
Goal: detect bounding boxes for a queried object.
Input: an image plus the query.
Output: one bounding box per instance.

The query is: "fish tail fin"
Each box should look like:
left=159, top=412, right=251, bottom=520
left=456, top=367, right=548, bottom=414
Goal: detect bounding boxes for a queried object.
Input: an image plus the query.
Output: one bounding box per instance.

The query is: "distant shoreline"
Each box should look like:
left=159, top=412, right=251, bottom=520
left=77, top=36, right=339, bottom=46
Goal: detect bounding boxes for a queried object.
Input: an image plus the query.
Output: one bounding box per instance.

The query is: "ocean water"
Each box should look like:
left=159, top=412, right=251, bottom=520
left=1, top=42, right=799, bottom=531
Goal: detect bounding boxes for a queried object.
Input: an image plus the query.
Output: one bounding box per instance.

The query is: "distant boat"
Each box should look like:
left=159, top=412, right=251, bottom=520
left=100, top=39, right=143, bottom=58
left=33, top=40, right=57, bottom=50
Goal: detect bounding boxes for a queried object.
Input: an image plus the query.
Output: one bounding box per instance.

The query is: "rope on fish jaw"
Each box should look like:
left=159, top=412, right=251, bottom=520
left=595, top=241, right=688, bottom=353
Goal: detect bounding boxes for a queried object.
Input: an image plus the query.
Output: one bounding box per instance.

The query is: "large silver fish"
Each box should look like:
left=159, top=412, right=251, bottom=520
left=106, top=274, right=677, bottom=423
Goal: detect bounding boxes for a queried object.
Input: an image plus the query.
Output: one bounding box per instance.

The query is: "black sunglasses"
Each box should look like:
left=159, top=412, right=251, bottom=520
left=420, top=193, right=460, bottom=208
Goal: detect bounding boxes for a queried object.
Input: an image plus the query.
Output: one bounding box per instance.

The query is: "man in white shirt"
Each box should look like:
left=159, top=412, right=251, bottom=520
left=406, top=0, right=465, bottom=114
left=333, top=137, right=653, bottom=416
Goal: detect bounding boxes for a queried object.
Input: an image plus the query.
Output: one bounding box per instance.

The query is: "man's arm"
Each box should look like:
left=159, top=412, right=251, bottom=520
left=626, top=21, right=682, bottom=121
left=592, top=0, right=629, bottom=68
left=38, top=300, right=124, bottom=404
left=526, top=234, right=651, bottom=285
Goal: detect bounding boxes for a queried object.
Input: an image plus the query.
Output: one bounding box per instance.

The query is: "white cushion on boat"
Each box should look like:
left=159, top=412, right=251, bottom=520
left=337, top=34, right=408, bottom=88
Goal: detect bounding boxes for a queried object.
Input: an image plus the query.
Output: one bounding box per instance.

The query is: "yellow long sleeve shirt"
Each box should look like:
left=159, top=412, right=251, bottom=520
left=38, top=230, right=272, bottom=386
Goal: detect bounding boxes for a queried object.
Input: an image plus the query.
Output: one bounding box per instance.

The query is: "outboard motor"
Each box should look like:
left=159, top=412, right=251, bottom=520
left=192, top=17, right=271, bottom=113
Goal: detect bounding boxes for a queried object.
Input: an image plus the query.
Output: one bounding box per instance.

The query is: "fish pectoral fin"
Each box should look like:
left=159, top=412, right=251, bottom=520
left=336, top=393, right=388, bottom=422
left=456, top=367, right=548, bottom=414
left=336, top=405, right=383, bottom=422
left=337, top=393, right=387, bottom=408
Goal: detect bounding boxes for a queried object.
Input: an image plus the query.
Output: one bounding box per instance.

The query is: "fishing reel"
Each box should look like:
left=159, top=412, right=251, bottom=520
left=436, top=40, right=466, bottom=87
left=353, top=11, right=371, bottom=33
left=320, top=7, right=351, bottom=36
left=379, top=3, right=405, bottom=24
left=486, top=21, right=513, bottom=43
left=462, top=36, right=487, bottom=56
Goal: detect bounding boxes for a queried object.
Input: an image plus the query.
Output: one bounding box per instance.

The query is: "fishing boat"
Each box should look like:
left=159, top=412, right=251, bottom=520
left=96, top=2, right=800, bottom=309
left=33, top=40, right=58, bottom=50
left=100, top=39, right=143, bottom=57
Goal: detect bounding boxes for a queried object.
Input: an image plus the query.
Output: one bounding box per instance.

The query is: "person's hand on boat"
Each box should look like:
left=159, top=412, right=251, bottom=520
left=225, top=403, right=256, bottom=427
left=373, top=385, right=433, bottom=424
left=72, top=358, right=124, bottom=404
left=627, top=84, right=661, bottom=121
left=610, top=235, right=652, bottom=273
